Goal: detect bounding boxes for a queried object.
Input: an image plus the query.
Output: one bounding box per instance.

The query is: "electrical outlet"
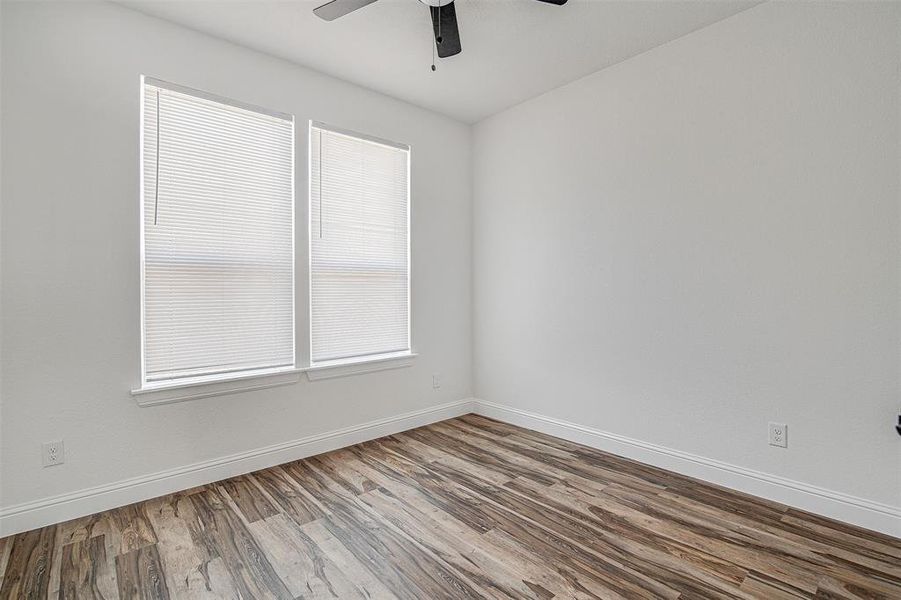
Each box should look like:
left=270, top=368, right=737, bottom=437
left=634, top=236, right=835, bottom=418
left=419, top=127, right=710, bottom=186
left=432, top=373, right=441, bottom=390
left=768, top=422, right=787, bottom=448
left=42, top=440, right=65, bottom=467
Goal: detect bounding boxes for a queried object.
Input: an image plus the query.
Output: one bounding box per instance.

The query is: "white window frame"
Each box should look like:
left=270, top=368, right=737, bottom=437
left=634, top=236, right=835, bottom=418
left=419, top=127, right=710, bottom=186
left=307, top=121, right=414, bottom=377
left=133, top=77, right=299, bottom=404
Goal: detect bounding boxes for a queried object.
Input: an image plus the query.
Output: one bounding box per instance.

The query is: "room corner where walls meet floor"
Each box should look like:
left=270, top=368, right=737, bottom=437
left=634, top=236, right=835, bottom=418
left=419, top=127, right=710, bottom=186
left=2, top=398, right=898, bottom=539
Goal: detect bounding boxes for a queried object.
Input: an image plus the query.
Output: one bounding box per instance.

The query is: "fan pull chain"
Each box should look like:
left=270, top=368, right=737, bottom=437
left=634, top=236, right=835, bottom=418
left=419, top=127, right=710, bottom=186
left=431, top=0, right=442, bottom=72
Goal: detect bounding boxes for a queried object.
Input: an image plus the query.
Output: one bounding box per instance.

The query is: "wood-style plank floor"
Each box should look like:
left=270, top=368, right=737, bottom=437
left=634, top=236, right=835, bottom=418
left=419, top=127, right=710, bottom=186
left=1, top=414, right=899, bottom=599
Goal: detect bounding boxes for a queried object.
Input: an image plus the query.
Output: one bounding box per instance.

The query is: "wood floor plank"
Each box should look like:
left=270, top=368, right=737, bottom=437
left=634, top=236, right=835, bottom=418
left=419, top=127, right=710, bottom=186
left=372, top=433, right=690, bottom=597
left=58, top=535, right=118, bottom=600
left=376, top=433, right=514, bottom=487
left=337, top=443, right=609, bottom=599
left=0, top=536, right=11, bottom=585
left=404, top=434, right=748, bottom=596
left=46, top=526, right=64, bottom=600
left=624, top=484, right=901, bottom=598
left=189, top=487, right=293, bottom=599
left=301, top=519, right=400, bottom=599
left=430, top=459, right=753, bottom=599
left=461, top=414, right=606, bottom=458
left=647, top=487, right=901, bottom=586
left=308, top=450, right=379, bottom=496
left=1, top=415, right=898, bottom=600
left=409, top=424, right=560, bottom=486
left=528, top=478, right=755, bottom=588
left=780, top=510, right=901, bottom=561
left=360, top=486, right=550, bottom=599
left=439, top=419, right=615, bottom=495
left=0, top=525, right=57, bottom=600
left=219, top=475, right=279, bottom=524
left=574, top=481, right=826, bottom=590
left=479, top=528, right=608, bottom=600
left=253, top=466, right=327, bottom=526
left=282, top=459, right=488, bottom=600
left=740, top=571, right=813, bottom=599
left=249, top=514, right=368, bottom=599
left=436, top=418, right=668, bottom=495
left=388, top=432, right=457, bottom=463
left=55, top=513, right=115, bottom=558
left=143, top=494, right=239, bottom=599
left=347, top=441, right=507, bottom=535
left=115, top=545, right=169, bottom=600
left=109, top=504, right=158, bottom=556
left=355, top=435, right=676, bottom=598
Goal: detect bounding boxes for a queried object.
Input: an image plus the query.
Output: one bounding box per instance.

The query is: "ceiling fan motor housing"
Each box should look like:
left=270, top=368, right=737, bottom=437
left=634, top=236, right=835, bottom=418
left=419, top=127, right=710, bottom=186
left=314, top=0, right=567, bottom=59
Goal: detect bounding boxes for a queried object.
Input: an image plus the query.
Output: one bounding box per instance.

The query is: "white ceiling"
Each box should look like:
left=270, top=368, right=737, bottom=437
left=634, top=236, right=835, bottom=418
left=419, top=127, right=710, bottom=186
left=118, top=0, right=760, bottom=123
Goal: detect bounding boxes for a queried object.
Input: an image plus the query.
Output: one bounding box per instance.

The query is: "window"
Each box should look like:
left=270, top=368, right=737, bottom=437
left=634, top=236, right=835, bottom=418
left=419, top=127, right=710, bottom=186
left=309, top=123, right=410, bottom=365
left=141, top=78, right=294, bottom=388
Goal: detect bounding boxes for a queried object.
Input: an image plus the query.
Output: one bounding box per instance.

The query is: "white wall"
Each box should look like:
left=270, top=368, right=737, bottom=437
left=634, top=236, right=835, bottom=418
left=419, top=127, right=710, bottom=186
left=0, top=1, right=471, bottom=521
left=3, top=0, right=900, bottom=537
left=474, top=0, right=901, bottom=514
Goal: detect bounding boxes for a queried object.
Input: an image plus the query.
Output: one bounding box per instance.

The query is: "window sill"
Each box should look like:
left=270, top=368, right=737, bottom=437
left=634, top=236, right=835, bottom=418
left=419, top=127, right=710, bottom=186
left=132, top=367, right=303, bottom=407
left=306, top=351, right=417, bottom=381
left=131, top=353, right=417, bottom=406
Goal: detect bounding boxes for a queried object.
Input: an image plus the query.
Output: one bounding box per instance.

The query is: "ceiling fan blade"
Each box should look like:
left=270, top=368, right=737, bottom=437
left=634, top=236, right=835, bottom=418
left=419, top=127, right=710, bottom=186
left=313, top=0, right=379, bottom=21
left=430, top=1, right=461, bottom=58
left=535, top=0, right=568, bottom=4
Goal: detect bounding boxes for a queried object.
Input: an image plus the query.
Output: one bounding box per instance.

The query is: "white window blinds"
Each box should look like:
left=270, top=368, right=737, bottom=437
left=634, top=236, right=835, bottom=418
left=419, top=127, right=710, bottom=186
left=310, top=124, right=410, bottom=364
left=141, top=78, right=294, bottom=386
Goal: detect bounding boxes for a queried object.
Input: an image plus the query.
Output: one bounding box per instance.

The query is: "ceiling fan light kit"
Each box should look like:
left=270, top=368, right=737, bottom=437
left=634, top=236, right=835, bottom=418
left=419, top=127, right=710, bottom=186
left=313, top=0, right=568, bottom=65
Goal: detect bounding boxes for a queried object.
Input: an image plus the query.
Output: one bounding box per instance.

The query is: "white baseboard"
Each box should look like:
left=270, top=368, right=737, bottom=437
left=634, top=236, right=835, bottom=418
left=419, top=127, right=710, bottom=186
left=473, top=399, right=901, bottom=539
left=5, top=396, right=897, bottom=540
left=0, top=398, right=476, bottom=537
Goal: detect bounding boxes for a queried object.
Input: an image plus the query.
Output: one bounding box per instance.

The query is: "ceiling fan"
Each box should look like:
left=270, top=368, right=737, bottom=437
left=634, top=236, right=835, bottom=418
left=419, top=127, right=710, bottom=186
left=313, top=0, right=568, bottom=59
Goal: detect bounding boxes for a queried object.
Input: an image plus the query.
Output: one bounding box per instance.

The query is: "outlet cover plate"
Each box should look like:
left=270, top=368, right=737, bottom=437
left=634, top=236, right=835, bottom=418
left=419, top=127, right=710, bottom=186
left=42, top=440, right=65, bottom=467
left=768, top=422, right=787, bottom=448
